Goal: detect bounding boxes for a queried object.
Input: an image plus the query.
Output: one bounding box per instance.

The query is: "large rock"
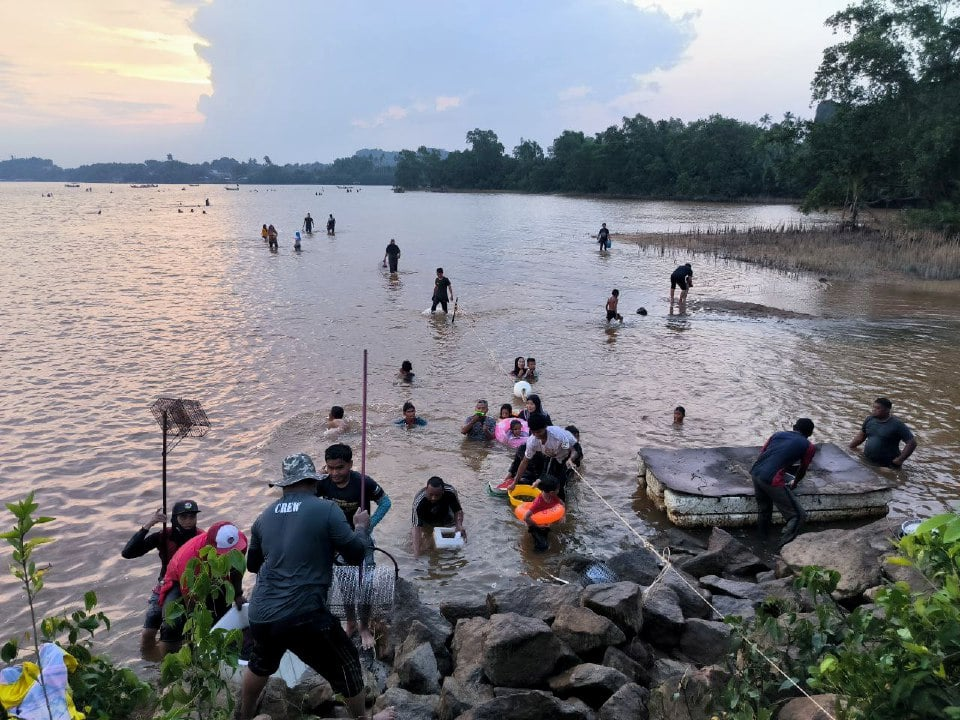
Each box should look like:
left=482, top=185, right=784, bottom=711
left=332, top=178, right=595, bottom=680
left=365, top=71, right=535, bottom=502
left=456, top=691, right=592, bottom=720
left=289, top=669, right=335, bottom=711
left=552, top=605, right=626, bottom=658
left=648, top=657, right=696, bottom=688
left=373, top=686, right=439, bottom=718
left=660, top=569, right=714, bottom=619
left=580, top=582, right=644, bottom=635
left=396, top=640, right=441, bottom=694
left=601, top=646, right=643, bottom=684
left=439, top=676, right=495, bottom=720
left=451, top=616, right=489, bottom=683
left=389, top=578, right=453, bottom=667
left=605, top=547, right=663, bottom=586
left=779, top=518, right=901, bottom=601
left=679, top=528, right=768, bottom=579
left=710, top=595, right=756, bottom=621
left=486, top=582, right=581, bottom=623
left=549, top=663, right=630, bottom=708
left=647, top=666, right=728, bottom=720
left=778, top=693, right=839, bottom=720
left=599, top=682, right=649, bottom=720
left=679, top=618, right=733, bottom=665
left=441, top=597, right=490, bottom=624
left=641, top=585, right=685, bottom=647
left=481, top=613, right=575, bottom=688
left=699, top=575, right=768, bottom=603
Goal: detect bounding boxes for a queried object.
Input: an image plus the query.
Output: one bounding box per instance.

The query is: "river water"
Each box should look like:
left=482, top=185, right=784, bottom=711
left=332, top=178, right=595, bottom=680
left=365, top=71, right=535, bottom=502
left=1, top=182, right=958, bottom=665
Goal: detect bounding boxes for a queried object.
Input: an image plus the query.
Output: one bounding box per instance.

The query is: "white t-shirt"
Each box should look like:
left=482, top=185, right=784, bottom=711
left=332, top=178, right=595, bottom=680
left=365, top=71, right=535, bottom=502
left=524, top=426, right=576, bottom=461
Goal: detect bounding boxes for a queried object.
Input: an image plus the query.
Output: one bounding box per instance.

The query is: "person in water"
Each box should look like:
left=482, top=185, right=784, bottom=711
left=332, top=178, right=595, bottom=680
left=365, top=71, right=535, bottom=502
left=670, top=263, right=694, bottom=303
left=324, top=406, right=347, bottom=438
left=849, top=397, right=917, bottom=468
left=518, top=394, right=551, bottom=425
left=504, top=414, right=576, bottom=498
left=267, top=224, right=278, bottom=248
left=750, top=418, right=816, bottom=549
left=397, top=360, right=415, bottom=383
left=606, top=289, right=624, bottom=323
left=525, top=357, right=538, bottom=379
left=431, top=268, right=453, bottom=314
left=565, top=425, right=583, bottom=470
left=384, top=239, right=401, bottom=273
left=597, top=223, right=610, bottom=252
left=293, top=231, right=302, bottom=250
left=411, top=476, right=465, bottom=556
left=673, top=406, right=686, bottom=425
left=510, top=356, right=527, bottom=378
left=326, top=214, right=336, bottom=235
left=261, top=224, right=269, bottom=242
left=396, top=401, right=427, bottom=428
left=121, top=500, right=203, bottom=659
left=523, top=474, right=564, bottom=552
left=461, top=399, right=496, bottom=440
left=499, top=403, right=514, bottom=419
left=303, top=213, right=314, bottom=233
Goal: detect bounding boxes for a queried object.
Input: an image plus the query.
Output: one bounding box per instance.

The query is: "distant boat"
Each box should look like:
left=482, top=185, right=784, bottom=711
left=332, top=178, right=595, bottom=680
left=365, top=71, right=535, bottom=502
left=188, top=184, right=200, bottom=187
left=64, top=183, right=80, bottom=188
left=225, top=185, right=240, bottom=191
left=130, top=184, right=158, bottom=188
left=392, top=186, right=405, bottom=193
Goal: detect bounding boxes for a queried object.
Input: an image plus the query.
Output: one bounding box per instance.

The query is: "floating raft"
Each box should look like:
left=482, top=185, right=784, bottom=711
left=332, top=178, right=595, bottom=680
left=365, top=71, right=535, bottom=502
left=638, top=443, right=895, bottom=528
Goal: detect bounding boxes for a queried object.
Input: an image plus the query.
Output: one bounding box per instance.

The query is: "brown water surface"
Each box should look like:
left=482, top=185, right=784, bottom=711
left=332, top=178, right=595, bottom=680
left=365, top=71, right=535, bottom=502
left=0, top=183, right=957, bottom=666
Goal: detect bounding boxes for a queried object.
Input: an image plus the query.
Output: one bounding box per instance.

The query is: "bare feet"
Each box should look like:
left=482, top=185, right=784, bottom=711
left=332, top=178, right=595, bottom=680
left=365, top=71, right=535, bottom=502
left=372, top=707, right=396, bottom=720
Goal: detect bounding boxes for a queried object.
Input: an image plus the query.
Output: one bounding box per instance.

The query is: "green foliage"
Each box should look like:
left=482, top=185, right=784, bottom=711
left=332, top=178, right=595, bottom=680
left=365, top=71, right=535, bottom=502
left=1, top=493, right=156, bottom=720
left=716, top=515, right=960, bottom=719
left=158, top=545, right=245, bottom=720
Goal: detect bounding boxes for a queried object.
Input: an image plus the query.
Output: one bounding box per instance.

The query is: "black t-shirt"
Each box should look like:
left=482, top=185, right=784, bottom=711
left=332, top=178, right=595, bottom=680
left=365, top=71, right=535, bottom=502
left=411, top=484, right=462, bottom=527
left=315, top=471, right=385, bottom=528
left=433, top=276, right=451, bottom=299
left=386, top=243, right=401, bottom=258
left=598, top=227, right=609, bottom=241
left=671, top=265, right=693, bottom=283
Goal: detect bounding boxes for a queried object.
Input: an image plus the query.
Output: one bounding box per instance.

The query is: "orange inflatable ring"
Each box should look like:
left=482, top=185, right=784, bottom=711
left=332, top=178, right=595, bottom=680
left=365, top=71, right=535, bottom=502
left=514, top=501, right=566, bottom=527
left=508, top=484, right=540, bottom=508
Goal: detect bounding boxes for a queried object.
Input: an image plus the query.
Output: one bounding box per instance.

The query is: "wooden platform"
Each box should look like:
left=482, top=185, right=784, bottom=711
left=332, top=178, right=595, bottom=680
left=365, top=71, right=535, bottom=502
left=637, top=443, right=895, bottom=528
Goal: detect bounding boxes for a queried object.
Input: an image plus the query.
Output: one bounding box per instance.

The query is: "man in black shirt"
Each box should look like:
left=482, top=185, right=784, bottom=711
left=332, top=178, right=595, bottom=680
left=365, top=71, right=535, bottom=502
left=411, top=476, right=465, bottom=555
left=431, top=267, right=453, bottom=313
left=670, top=263, right=694, bottom=303
left=383, top=239, right=401, bottom=273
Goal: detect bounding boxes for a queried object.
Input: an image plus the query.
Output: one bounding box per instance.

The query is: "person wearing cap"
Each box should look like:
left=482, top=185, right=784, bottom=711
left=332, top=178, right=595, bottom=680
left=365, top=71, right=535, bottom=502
left=156, top=520, right=248, bottom=657
left=240, top=453, right=395, bottom=720
left=502, top=414, right=577, bottom=498
left=120, top=499, right=203, bottom=659
left=411, top=476, right=465, bottom=557
left=750, top=418, right=817, bottom=549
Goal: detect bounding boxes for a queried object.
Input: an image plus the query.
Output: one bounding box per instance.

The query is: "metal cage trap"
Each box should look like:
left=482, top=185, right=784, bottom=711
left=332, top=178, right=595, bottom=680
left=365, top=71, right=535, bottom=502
left=326, top=548, right=399, bottom=619
left=150, top=397, right=210, bottom=452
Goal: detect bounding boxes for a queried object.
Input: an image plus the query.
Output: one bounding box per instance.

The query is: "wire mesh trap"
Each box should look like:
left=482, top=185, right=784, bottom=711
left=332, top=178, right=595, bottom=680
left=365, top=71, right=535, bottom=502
left=326, top=548, right=399, bottom=619
left=150, top=397, right=210, bottom=449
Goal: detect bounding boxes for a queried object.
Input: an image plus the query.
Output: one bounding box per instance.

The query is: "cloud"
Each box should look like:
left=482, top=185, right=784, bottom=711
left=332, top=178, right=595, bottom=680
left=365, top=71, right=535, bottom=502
left=435, top=96, right=461, bottom=112
left=558, top=85, right=591, bottom=101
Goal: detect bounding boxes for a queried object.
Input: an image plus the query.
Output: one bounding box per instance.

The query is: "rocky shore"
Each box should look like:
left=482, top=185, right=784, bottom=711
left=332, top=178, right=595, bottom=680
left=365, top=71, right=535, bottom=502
left=244, top=516, right=909, bottom=720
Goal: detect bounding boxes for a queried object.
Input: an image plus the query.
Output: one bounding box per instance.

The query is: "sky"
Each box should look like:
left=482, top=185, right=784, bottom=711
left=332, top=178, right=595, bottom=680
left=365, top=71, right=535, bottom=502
left=0, top=1, right=853, bottom=167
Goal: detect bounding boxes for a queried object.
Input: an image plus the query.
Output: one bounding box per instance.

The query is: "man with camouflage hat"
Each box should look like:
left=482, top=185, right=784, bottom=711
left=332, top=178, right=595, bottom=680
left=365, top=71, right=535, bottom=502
left=239, top=453, right=395, bottom=720
left=121, top=499, right=203, bottom=660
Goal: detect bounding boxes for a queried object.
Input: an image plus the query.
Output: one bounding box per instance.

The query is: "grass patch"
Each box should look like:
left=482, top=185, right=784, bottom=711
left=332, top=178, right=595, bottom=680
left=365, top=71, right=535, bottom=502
left=617, top=224, right=960, bottom=280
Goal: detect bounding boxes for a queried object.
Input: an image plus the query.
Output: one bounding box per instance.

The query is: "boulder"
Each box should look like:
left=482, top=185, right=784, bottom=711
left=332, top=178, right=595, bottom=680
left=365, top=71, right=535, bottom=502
left=640, top=585, right=685, bottom=647
left=256, top=677, right=293, bottom=720
left=373, top=686, right=440, bottom=719
left=679, top=618, right=732, bottom=665
left=599, top=682, right=649, bottom=720
left=778, top=693, right=839, bottom=720
left=486, top=582, right=581, bottom=623
left=605, top=547, right=663, bottom=586
left=709, top=595, right=756, bottom=621
left=601, top=646, right=643, bottom=683
left=451, top=617, right=490, bottom=683
left=290, top=669, right=335, bottom=711
left=549, top=663, right=630, bottom=708
left=440, top=598, right=490, bottom=624
left=389, top=578, right=453, bottom=667
left=481, top=612, right=576, bottom=688
left=779, top=518, right=902, bottom=601
left=647, top=666, right=728, bottom=720
left=439, top=676, right=495, bottom=720
left=699, top=575, right=768, bottom=603
left=551, top=605, right=627, bottom=658
left=679, top=528, right=768, bottom=579
left=580, top=582, right=644, bottom=634
left=396, top=640, right=441, bottom=694
left=456, top=691, right=593, bottom=720
left=648, top=657, right=696, bottom=688
left=660, top=569, right=714, bottom=619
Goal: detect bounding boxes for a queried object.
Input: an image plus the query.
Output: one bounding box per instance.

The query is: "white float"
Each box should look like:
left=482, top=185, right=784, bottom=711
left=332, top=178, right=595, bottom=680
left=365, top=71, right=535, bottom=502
left=433, top=527, right=465, bottom=549
left=513, top=380, right=532, bottom=398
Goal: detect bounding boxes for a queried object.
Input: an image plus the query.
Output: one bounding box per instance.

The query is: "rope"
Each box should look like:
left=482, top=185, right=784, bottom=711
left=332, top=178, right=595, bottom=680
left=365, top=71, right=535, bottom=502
left=450, top=298, right=837, bottom=720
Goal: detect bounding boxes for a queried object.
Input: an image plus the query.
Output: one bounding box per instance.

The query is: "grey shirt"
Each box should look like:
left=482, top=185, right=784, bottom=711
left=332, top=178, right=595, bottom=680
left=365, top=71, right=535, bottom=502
left=246, top=491, right=371, bottom=623
left=862, top=415, right=914, bottom=466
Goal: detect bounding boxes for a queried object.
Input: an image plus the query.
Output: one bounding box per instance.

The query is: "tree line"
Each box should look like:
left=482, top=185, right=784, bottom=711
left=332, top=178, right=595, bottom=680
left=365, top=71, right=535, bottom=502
left=395, top=0, right=960, bottom=231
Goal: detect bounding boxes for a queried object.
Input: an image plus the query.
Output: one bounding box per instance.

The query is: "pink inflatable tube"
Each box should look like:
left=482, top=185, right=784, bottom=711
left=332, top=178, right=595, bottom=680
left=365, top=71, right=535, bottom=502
left=495, top=417, right=529, bottom=448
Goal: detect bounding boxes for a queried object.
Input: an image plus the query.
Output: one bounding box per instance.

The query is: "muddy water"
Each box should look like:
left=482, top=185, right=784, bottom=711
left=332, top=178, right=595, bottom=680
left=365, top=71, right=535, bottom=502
left=0, top=183, right=957, bottom=665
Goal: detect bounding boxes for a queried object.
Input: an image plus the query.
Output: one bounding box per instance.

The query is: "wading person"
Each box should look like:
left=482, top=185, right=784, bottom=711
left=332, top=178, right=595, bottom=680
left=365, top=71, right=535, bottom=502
left=239, top=453, right=395, bottom=720
left=750, top=418, right=816, bottom=549
left=396, top=401, right=427, bottom=428
left=326, top=214, right=336, bottom=235
left=597, top=222, right=610, bottom=253
left=849, top=397, right=917, bottom=468
left=670, top=263, right=693, bottom=303
left=461, top=399, right=496, bottom=440
left=606, top=289, right=624, bottom=323
left=502, top=413, right=576, bottom=498
left=383, top=239, right=401, bottom=273
left=303, top=213, right=314, bottom=233
left=430, top=267, right=453, bottom=314
left=411, top=476, right=466, bottom=556
left=121, top=500, right=203, bottom=659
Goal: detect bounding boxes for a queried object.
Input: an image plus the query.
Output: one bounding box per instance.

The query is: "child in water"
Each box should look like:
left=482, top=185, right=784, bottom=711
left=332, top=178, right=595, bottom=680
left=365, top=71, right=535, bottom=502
left=606, top=289, right=624, bottom=323
left=324, top=406, right=347, bottom=438
left=499, top=403, right=514, bottom=419
left=524, top=474, right=564, bottom=552
left=397, top=360, right=415, bottom=383
left=509, top=419, right=528, bottom=442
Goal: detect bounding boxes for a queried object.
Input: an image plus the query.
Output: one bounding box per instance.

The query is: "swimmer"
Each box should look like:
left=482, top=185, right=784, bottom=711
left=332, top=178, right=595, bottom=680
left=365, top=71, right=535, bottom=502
left=510, top=357, right=527, bottom=378
left=397, top=360, right=414, bottom=383
left=673, top=406, right=686, bottom=425
left=324, top=406, right=347, bottom=438
left=606, top=289, right=624, bottom=323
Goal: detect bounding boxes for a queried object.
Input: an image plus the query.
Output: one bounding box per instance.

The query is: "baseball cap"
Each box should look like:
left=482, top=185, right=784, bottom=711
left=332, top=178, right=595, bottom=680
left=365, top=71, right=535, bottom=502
left=172, top=500, right=201, bottom=516
left=272, top=452, right=320, bottom=487
left=206, top=521, right=247, bottom=555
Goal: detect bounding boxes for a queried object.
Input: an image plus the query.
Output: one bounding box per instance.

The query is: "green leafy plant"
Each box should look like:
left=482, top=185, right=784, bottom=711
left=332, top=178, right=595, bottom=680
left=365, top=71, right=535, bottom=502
left=158, top=545, right=245, bottom=720
left=1, top=492, right=156, bottom=720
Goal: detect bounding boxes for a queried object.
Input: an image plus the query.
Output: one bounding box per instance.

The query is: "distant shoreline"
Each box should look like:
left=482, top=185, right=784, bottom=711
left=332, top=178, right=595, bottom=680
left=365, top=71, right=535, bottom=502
left=615, top=225, right=960, bottom=281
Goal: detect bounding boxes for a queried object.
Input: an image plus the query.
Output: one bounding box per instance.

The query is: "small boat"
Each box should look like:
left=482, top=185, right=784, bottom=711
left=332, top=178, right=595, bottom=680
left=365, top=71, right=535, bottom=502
left=392, top=186, right=405, bottom=193
left=638, top=443, right=896, bottom=528
left=130, top=184, right=158, bottom=188
left=64, top=183, right=80, bottom=188
left=224, top=185, right=240, bottom=190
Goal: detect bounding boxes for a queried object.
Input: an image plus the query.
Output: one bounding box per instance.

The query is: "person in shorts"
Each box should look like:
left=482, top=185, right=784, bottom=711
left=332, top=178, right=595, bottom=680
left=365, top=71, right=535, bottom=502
left=670, top=263, right=693, bottom=303
left=239, top=453, right=395, bottom=720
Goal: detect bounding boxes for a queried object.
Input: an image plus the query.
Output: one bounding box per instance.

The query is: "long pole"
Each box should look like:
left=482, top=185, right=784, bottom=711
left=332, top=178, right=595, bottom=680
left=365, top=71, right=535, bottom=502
left=160, top=410, right=169, bottom=567
left=358, top=350, right=369, bottom=590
